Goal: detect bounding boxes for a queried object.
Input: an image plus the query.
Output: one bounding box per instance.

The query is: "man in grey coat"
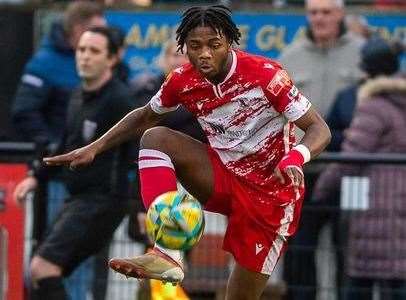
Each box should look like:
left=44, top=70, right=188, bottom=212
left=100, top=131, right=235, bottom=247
left=279, top=0, right=364, bottom=118
left=279, top=0, right=364, bottom=299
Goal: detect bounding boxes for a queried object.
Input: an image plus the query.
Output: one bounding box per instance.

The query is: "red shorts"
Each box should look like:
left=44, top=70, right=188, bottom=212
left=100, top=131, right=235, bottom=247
left=204, top=148, right=304, bottom=275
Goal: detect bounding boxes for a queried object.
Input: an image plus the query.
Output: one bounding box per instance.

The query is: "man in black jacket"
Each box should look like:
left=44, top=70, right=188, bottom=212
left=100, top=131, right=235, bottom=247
left=13, top=27, right=134, bottom=300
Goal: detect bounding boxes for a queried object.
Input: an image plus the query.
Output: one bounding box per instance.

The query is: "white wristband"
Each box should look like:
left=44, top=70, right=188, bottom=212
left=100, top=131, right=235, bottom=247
left=293, top=144, right=311, bottom=164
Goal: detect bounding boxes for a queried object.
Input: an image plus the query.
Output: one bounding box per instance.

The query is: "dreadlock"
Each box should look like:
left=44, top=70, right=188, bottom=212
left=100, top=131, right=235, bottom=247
left=176, top=5, right=241, bottom=53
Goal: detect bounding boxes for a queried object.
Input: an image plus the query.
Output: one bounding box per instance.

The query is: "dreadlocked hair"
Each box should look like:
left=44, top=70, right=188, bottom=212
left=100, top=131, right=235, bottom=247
left=176, top=5, right=241, bottom=53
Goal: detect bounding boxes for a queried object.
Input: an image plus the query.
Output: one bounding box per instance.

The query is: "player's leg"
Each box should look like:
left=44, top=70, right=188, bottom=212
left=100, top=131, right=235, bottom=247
left=225, top=263, right=270, bottom=300
left=109, top=127, right=216, bottom=282
left=29, top=199, right=75, bottom=300
left=137, top=126, right=214, bottom=206
left=30, top=256, right=66, bottom=300
left=220, top=172, right=300, bottom=300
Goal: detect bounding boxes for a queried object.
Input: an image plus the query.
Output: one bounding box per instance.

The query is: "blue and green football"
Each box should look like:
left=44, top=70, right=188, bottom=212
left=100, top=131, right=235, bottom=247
left=146, top=191, right=205, bottom=250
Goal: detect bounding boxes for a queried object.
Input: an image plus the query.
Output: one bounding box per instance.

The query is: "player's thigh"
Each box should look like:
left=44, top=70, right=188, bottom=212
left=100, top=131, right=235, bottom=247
left=226, top=263, right=269, bottom=300
left=140, top=126, right=213, bottom=202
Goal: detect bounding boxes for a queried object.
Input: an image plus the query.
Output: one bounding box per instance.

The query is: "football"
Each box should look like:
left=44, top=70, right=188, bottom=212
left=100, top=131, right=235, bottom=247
left=146, top=190, right=205, bottom=250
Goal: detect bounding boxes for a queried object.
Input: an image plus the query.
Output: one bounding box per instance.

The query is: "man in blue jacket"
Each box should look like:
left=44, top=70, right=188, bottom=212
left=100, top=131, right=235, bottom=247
left=12, top=1, right=105, bottom=148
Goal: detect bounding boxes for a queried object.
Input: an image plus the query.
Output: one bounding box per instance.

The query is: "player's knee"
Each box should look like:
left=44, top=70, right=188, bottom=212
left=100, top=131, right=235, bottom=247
left=30, top=255, right=62, bottom=281
left=140, top=126, right=172, bottom=150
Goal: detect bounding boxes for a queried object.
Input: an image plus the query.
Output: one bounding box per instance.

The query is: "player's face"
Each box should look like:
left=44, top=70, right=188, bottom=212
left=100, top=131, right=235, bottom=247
left=76, top=31, right=116, bottom=81
left=185, top=26, right=231, bottom=82
left=306, top=0, right=344, bottom=42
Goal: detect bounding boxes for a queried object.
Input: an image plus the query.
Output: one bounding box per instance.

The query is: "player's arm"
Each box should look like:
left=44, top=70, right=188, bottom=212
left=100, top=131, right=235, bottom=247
left=43, top=104, right=165, bottom=169
left=264, top=65, right=330, bottom=187
left=294, top=106, right=331, bottom=159
left=274, top=107, right=331, bottom=188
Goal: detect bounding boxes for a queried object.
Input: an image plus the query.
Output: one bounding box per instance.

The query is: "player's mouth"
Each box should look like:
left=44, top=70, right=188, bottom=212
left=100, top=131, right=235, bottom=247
left=199, top=64, right=213, bottom=73
left=80, top=64, right=90, bottom=70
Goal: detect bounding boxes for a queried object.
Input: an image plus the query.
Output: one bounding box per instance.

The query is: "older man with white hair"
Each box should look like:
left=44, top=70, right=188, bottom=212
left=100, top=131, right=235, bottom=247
left=279, top=0, right=364, bottom=299
left=280, top=0, right=364, bottom=118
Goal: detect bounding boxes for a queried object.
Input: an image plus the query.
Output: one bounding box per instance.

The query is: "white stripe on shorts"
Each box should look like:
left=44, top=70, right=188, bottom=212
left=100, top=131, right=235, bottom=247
left=261, top=235, right=285, bottom=275
left=260, top=202, right=296, bottom=275
left=277, top=202, right=295, bottom=237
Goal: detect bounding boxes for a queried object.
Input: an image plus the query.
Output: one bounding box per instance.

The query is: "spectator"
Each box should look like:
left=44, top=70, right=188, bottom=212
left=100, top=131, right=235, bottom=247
left=12, top=1, right=105, bottom=147
left=278, top=0, right=364, bottom=299
left=313, top=39, right=405, bottom=300
left=327, top=37, right=401, bottom=152
left=279, top=0, right=364, bottom=118
left=10, top=2, right=105, bottom=298
left=13, top=26, right=134, bottom=300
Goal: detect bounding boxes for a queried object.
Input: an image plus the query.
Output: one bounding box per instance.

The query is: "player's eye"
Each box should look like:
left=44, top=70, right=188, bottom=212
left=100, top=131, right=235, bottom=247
left=89, top=47, right=101, bottom=54
left=212, top=43, right=221, bottom=49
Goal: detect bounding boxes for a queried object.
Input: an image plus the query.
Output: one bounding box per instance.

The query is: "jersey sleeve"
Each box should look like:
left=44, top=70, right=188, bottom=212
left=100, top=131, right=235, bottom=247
left=262, top=64, right=311, bottom=122
left=149, top=70, right=181, bottom=114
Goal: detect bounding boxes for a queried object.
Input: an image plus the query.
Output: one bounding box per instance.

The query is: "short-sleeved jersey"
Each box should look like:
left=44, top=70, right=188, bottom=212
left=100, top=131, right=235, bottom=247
left=150, top=50, right=311, bottom=195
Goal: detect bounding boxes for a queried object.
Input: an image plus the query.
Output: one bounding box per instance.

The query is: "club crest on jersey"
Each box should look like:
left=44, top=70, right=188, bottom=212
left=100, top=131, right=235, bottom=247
left=267, top=70, right=292, bottom=96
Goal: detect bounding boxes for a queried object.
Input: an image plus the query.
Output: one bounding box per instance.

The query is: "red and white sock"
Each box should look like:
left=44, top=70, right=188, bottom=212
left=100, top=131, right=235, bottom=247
left=138, top=149, right=182, bottom=262
left=138, top=149, right=178, bottom=209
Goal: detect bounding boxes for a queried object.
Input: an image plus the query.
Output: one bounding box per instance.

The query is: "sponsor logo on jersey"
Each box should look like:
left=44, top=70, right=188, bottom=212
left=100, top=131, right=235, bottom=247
left=208, top=122, right=226, bottom=134
left=238, top=98, right=249, bottom=107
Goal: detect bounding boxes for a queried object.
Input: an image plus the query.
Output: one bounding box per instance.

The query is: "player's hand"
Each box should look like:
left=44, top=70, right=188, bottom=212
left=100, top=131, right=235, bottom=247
left=43, top=145, right=96, bottom=170
left=274, top=165, right=304, bottom=188
left=13, top=176, right=38, bottom=205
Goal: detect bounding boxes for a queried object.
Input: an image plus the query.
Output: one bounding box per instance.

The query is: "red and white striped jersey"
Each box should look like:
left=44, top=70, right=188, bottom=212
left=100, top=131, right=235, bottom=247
left=150, top=49, right=311, bottom=192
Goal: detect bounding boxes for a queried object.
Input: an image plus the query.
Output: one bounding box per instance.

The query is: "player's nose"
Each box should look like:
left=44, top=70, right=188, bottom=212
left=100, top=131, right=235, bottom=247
left=199, top=46, right=212, bottom=59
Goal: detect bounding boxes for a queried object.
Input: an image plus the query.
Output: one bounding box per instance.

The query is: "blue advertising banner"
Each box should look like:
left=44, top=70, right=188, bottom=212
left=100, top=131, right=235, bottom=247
left=106, top=11, right=406, bottom=78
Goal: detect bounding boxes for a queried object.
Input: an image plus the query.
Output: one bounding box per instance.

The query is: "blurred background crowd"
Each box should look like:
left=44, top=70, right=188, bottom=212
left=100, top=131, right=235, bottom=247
left=0, top=0, right=405, bottom=299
